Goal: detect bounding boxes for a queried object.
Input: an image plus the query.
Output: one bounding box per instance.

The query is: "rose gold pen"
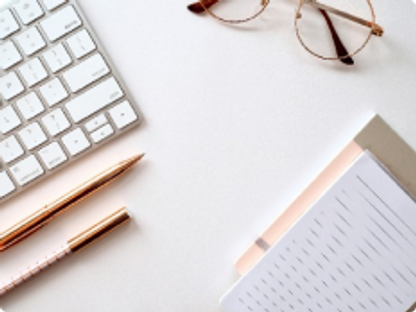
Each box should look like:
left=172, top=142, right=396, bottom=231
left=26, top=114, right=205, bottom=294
left=0, top=154, right=144, bottom=252
left=0, top=207, right=131, bottom=297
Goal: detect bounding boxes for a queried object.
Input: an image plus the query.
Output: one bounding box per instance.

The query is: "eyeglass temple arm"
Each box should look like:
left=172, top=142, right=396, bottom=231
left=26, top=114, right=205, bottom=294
left=188, top=0, right=218, bottom=13
left=188, top=0, right=269, bottom=14
left=318, top=9, right=354, bottom=65
left=305, top=0, right=384, bottom=36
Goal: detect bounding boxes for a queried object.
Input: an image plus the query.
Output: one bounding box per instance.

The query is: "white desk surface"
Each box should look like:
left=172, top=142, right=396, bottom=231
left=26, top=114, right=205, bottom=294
left=1, top=1, right=416, bottom=311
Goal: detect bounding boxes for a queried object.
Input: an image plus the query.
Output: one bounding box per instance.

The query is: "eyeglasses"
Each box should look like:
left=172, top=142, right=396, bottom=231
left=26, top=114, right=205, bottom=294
left=187, top=0, right=384, bottom=65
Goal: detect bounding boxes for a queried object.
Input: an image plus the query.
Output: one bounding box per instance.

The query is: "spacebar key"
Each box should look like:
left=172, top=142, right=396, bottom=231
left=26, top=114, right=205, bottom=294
left=65, top=77, right=124, bottom=123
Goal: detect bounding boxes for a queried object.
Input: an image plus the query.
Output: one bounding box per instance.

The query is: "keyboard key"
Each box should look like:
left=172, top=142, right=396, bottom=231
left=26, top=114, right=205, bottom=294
left=67, top=29, right=96, bottom=59
left=19, top=58, right=48, bottom=87
left=0, top=135, right=25, bottom=163
left=0, top=105, right=22, bottom=134
left=41, top=108, right=70, bottom=136
left=0, top=41, right=23, bottom=70
left=0, top=0, right=140, bottom=202
left=16, top=92, right=45, bottom=120
left=0, top=9, right=19, bottom=39
left=39, top=77, right=68, bottom=106
left=90, top=124, right=114, bottom=143
left=65, top=77, right=124, bottom=123
left=0, top=72, right=25, bottom=100
left=42, top=0, right=67, bottom=11
left=38, top=141, right=67, bottom=169
left=19, top=122, right=47, bottom=150
left=43, top=43, right=72, bottom=73
left=9, top=154, right=44, bottom=186
left=40, top=6, right=82, bottom=42
left=109, top=101, right=138, bottom=129
left=14, top=0, right=44, bottom=25
left=0, top=171, right=16, bottom=198
left=85, top=113, right=107, bottom=132
left=63, top=53, right=110, bottom=93
left=62, top=127, right=90, bottom=156
left=15, top=26, right=46, bottom=56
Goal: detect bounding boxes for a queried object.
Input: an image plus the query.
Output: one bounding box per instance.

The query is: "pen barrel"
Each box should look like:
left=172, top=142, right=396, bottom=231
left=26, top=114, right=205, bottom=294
left=68, top=207, right=131, bottom=253
left=0, top=207, right=131, bottom=297
left=0, top=160, right=132, bottom=252
left=47, top=163, right=132, bottom=217
left=0, top=207, right=52, bottom=251
left=0, top=245, right=72, bottom=297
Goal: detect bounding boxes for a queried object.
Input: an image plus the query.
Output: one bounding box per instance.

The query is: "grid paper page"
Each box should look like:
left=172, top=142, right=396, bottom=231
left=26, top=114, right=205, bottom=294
left=221, top=152, right=416, bottom=312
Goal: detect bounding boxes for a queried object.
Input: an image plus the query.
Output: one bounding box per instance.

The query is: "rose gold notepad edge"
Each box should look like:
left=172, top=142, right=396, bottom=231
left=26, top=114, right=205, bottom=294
left=235, top=115, right=416, bottom=275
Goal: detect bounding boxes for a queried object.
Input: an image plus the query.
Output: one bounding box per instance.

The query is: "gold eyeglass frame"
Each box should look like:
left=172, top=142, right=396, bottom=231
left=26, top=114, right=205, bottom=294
left=189, top=0, right=384, bottom=63
left=198, top=0, right=271, bottom=24
left=295, top=0, right=381, bottom=61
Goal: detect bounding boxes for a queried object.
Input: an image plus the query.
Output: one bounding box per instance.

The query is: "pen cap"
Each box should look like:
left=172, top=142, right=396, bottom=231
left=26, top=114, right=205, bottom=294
left=68, top=208, right=131, bottom=253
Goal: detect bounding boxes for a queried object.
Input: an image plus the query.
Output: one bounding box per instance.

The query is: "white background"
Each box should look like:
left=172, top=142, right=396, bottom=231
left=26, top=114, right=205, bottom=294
left=1, top=0, right=416, bottom=311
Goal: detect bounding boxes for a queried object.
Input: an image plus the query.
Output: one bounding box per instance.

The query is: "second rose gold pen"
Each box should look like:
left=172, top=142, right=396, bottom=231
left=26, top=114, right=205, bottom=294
left=0, top=207, right=131, bottom=297
left=0, top=154, right=144, bottom=252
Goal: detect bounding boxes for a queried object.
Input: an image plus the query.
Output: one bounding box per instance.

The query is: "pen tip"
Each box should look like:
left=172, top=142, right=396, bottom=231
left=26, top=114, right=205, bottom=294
left=134, top=153, right=146, bottom=162
left=125, top=153, right=146, bottom=167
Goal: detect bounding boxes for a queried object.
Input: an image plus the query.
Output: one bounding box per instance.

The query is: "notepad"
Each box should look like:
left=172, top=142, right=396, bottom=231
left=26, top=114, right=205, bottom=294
left=221, top=152, right=416, bottom=312
left=235, top=115, right=416, bottom=276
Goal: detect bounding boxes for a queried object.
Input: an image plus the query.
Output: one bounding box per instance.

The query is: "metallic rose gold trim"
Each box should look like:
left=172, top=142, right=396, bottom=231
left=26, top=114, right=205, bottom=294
left=354, top=116, right=416, bottom=198
left=0, top=154, right=144, bottom=252
left=236, top=115, right=416, bottom=275
left=68, top=207, right=131, bottom=253
left=406, top=302, right=416, bottom=312
left=235, top=141, right=363, bottom=275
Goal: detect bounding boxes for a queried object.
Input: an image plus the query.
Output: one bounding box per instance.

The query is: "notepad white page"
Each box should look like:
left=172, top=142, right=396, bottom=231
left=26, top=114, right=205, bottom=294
left=221, top=152, right=416, bottom=312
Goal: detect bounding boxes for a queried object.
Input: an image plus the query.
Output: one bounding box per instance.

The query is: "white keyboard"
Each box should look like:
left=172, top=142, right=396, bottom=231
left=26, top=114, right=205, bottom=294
left=0, top=0, right=141, bottom=203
